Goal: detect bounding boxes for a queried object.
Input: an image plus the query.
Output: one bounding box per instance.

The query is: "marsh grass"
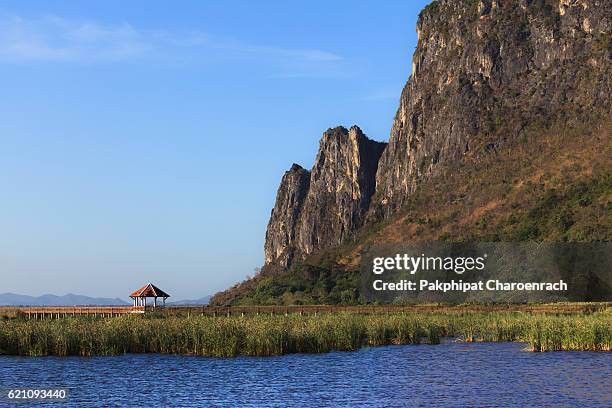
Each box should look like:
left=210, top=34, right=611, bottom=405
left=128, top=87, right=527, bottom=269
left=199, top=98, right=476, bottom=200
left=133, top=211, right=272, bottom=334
left=0, top=311, right=609, bottom=356
left=527, top=315, right=611, bottom=352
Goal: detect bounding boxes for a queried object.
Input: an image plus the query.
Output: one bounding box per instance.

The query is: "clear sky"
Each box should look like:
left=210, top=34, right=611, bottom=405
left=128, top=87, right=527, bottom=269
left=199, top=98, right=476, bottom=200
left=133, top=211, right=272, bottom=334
left=0, top=0, right=431, bottom=300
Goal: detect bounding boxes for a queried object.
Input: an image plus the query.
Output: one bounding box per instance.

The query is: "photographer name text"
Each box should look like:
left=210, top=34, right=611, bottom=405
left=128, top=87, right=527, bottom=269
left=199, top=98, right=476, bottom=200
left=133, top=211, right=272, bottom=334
left=372, top=279, right=568, bottom=292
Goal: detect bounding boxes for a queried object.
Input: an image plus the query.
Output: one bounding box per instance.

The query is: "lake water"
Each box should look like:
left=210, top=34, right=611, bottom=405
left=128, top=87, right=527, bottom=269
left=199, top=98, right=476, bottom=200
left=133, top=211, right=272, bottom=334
left=0, top=342, right=610, bottom=407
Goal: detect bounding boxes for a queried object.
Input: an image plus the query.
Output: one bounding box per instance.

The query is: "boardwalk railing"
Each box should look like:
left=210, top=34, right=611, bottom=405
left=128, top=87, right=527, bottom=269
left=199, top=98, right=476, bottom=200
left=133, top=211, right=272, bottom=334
left=0, top=306, right=144, bottom=319
left=160, top=303, right=608, bottom=316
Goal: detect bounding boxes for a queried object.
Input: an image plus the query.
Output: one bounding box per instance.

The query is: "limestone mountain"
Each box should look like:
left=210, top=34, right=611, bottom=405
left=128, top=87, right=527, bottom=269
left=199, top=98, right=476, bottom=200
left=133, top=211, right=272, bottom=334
left=373, top=0, right=610, bottom=216
left=264, top=163, right=311, bottom=268
left=264, top=126, right=386, bottom=268
left=211, top=0, right=611, bottom=306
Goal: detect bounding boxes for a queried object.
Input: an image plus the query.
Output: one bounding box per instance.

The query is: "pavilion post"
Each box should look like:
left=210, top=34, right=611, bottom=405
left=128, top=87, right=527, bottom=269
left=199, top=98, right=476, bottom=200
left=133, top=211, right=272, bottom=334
left=130, top=283, right=170, bottom=311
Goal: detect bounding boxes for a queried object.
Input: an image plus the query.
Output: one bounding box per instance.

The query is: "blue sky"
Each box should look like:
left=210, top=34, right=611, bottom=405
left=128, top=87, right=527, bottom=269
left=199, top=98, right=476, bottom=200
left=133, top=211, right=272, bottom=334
left=0, top=0, right=430, bottom=300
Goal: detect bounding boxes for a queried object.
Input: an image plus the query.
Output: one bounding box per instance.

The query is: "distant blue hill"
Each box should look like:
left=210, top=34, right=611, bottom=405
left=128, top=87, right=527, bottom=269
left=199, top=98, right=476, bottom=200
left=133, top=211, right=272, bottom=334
left=0, top=293, right=129, bottom=306
left=168, top=295, right=211, bottom=306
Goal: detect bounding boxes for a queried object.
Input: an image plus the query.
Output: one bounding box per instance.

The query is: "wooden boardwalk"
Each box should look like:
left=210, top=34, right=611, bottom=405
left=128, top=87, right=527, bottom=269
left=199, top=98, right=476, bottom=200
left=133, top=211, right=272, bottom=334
left=1, top=302, right=607, bottom=319
left=0, top=306, right=144, bottom=319
left=167, top=303, right=608, bottom=316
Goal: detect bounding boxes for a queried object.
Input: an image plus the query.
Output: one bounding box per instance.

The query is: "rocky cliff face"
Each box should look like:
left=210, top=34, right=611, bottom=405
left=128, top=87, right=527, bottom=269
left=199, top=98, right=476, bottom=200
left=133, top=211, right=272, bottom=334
left=264, top=164, right=310, bottom=267
left=296, top=126, right=387, bottom=256
left=374, top=0, right=611, bottom=215
left=264, top=126, right=386, bottom=266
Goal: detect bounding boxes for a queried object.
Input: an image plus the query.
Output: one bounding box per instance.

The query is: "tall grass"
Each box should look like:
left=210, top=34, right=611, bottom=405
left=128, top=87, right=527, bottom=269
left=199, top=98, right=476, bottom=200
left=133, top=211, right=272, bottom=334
left=527, top=315, right=611, bottom=351
left=0, top=312, right=609, bottom=356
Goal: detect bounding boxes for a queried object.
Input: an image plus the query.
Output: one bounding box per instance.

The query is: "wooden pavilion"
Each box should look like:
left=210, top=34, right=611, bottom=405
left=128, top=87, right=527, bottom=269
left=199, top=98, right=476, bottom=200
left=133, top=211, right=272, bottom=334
left=130, top=283, right=170, bottom=308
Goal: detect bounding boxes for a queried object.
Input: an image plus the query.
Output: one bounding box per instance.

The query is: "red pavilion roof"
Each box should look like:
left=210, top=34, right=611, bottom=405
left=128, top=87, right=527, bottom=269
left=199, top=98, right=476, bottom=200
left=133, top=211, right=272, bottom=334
left=130, top=283, right=170, bottom=298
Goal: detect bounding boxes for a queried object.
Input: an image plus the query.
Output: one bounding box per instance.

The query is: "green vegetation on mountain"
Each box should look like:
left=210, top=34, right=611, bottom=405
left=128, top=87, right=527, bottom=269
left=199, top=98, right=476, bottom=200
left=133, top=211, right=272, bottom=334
left=215, top=120, right=610, bottom=306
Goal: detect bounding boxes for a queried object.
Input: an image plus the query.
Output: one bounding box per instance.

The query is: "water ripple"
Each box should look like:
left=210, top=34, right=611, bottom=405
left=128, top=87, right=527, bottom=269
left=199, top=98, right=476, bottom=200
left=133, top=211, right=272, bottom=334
left=0, top=342, right=610, bottom=407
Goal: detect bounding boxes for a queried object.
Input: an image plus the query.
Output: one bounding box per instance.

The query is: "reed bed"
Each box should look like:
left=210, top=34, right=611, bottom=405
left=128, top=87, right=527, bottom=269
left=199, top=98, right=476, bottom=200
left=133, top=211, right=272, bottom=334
left=0, top=311, right=609, bottom=357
